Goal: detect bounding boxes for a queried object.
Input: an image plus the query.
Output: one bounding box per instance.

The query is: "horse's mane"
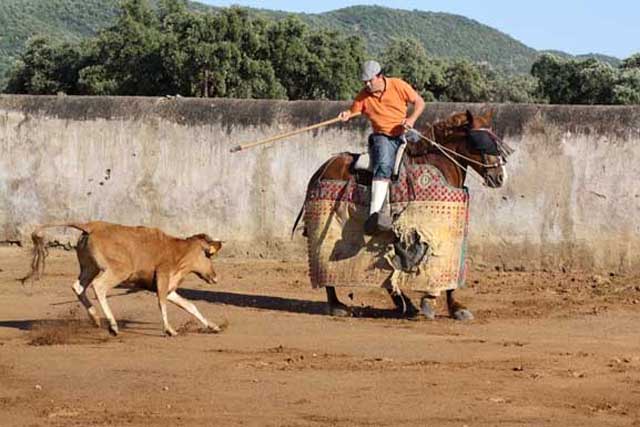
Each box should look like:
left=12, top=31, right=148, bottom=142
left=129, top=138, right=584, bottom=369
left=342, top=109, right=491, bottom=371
left=429, top=111, right=469, bottom=139
left=407, top=111, right=469, bottom=157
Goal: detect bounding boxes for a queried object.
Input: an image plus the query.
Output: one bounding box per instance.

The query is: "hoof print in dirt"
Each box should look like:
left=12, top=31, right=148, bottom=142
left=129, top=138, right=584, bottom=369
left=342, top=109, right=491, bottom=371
left=327, top=305, right=351, bottom=317
left=453, top=309, right=474, bottom=321
left=178, top=319, right=229, bottom=334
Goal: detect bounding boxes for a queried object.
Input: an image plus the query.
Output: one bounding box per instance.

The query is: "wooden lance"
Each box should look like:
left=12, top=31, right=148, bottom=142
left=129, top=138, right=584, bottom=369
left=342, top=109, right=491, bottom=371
left=229, top=112, right=361, bottom=153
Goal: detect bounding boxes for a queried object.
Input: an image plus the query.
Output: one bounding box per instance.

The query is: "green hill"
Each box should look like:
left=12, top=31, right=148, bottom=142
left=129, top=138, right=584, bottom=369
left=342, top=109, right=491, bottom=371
left=0, top=0, right=119, bottom=83
left=540, top=50, right=621, bottom=67
left=0, top=1, right=623, bottom=87
left=299, top=6, right=538, bottom=74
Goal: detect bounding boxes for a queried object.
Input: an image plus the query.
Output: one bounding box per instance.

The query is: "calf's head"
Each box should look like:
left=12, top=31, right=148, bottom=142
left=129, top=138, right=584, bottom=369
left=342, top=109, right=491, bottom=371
left=188, top=234, right=223, bottom=284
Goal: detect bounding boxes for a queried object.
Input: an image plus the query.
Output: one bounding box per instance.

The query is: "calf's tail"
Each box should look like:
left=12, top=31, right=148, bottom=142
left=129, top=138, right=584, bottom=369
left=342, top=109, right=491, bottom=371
left=19, top=223, right=90, bottom=284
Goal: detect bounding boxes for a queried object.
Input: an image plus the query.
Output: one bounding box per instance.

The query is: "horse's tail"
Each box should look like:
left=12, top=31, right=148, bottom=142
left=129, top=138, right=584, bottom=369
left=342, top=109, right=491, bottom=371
left=19, top=223, right=90, bottom=284
left=291, top=153, right=353, bottom=239
left=291, top=203, right=305, bottom=239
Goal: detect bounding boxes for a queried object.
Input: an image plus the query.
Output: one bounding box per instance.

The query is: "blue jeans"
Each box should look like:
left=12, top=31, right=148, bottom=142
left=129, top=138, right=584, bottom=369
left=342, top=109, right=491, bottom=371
left=368, top=133, right=403, bottom=180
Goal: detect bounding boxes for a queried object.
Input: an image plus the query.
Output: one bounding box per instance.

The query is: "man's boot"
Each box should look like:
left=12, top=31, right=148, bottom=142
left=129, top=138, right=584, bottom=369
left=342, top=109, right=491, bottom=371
left=364, top=180, right=392, bottom=235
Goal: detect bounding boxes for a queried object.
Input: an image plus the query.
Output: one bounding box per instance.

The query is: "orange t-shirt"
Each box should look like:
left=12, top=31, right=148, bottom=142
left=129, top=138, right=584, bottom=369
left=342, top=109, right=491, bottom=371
left=349, top=77, right=420, bottom=137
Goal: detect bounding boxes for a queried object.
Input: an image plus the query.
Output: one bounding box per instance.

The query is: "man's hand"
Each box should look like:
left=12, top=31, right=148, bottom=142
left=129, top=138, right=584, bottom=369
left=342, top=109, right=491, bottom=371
left=402, top=117, right=416, bottom=129
left=338, top=110, right=352, bottom=122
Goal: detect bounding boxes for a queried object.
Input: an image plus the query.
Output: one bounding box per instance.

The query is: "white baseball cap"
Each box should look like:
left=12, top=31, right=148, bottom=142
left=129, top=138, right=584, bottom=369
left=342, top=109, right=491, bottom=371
left=361, top=60, right=381, bottom=81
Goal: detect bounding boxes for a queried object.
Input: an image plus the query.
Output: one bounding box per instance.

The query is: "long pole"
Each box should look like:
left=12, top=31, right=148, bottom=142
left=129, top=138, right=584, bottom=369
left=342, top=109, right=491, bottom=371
left=229, top=112, right=361, bottom=153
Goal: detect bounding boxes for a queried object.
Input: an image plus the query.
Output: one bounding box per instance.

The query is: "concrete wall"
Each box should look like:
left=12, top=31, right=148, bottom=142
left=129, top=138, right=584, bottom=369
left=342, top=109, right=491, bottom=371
left=0, top=95, right=639, bottom=272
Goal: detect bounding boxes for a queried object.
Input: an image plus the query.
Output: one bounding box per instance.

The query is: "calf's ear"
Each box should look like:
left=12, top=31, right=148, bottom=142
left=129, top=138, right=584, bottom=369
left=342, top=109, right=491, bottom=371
left=205, top=241, right=223, bottom=258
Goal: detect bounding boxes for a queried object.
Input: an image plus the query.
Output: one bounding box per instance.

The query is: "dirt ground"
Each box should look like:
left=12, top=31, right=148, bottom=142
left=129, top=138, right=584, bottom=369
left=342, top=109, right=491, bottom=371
left=0, top=246, right=639, bottom=427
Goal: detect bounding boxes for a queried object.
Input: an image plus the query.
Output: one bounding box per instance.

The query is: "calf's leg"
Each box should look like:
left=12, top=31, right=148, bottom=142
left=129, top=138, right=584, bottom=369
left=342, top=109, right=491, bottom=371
left=167, top=291, right=221, bottom=333
left=156, top=274, right=180, bottom=336
left=71, top=266, right=101, bottom=327
left=91, top=271, right=123, bottom=336
left=72, top=279, right=101, bottom=327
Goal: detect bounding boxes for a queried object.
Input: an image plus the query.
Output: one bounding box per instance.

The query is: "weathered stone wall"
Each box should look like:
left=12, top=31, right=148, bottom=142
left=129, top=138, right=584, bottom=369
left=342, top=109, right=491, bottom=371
left=1, top=95, right=639, bottom=272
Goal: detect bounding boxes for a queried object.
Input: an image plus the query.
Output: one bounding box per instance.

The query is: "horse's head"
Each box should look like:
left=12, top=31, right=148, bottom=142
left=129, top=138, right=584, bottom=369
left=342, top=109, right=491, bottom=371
left=410, top=110, right=509, bottom=188
left=460, top=110, right=508, bottom=188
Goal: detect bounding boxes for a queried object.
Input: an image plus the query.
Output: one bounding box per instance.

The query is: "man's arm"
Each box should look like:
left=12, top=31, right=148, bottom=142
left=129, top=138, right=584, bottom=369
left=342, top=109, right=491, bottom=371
left=403, top=94, right=425, bottom=129
left=339, top=93, right=365, bottom=122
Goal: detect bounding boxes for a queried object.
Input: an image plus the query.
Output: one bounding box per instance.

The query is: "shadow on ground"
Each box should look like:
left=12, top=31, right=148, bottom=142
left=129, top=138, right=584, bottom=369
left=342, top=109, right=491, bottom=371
left=179, top=288, right=413, bottom=320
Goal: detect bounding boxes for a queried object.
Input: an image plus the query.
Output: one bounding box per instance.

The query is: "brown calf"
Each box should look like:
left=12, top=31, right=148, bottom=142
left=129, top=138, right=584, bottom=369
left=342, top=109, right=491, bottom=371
left=22, top=221, right=222, bottom=337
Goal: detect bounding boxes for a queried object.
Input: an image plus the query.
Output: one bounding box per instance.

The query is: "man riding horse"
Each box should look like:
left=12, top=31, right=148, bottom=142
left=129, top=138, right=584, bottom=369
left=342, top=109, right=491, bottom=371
left=338, top=60, right=425, bottom=235
left=300, top=61, right=510, bottom=319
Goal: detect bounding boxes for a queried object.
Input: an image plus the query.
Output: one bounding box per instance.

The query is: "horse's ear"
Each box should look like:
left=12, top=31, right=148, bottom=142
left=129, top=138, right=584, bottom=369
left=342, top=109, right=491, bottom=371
left=484, top=109, right=494, bottom=123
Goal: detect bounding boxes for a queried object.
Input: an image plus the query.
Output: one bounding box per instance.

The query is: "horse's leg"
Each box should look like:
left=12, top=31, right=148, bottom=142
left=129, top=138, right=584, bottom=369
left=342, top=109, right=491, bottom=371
left=446, top=290, right=474, bottom=321
left=419, top=294, right=437, bottom=320
left=325, top=286, right=350, bottom=317
left=386, top=288, right=418, bottom=318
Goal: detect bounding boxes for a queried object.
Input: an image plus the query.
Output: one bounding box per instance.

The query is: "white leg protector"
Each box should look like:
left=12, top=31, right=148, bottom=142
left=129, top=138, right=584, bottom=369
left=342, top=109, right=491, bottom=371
left=370, top=180, right=389, bottom=215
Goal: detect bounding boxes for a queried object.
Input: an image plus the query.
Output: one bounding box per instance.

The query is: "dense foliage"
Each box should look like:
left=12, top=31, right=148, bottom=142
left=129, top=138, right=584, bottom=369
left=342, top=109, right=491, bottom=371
left=5, top=1, right=364, bottom=99
left=2, top=0, right=638, bottom=104
left=531, top=53, right=640, bottom=104
left=0, top=0, right=120, bottom=88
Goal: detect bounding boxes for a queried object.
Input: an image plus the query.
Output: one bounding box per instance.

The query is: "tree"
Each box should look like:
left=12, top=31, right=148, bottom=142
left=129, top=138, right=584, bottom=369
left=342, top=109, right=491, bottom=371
left=620, top=53, right=640, bottom=70
left=491, top=74, right=539, bottom=103
left=613, top=68, right=640, bottom=104
left=575, top=59, right=616, bottom=104
left=87, top=0, right=166, bottom=95
left=531, top=54, right=617, bottom=104
left=531, top=54, right=571, bottom=104
left=381, top=37, right=447, bottom=101
left=442, top=59, right=491, bottom=102
left=157, top=7, right=287, bottom=98
left=5, top=37, right=84, bottom=95
left=300, top=30, right=363, bottom=100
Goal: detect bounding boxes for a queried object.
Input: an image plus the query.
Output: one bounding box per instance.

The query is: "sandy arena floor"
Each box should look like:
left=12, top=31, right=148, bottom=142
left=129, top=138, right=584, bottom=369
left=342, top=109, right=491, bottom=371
left=0, top=246, right=639, bottom=426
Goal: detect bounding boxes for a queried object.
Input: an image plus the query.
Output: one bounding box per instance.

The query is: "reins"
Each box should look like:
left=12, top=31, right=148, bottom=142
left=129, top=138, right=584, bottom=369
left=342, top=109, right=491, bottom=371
left=404, top=125, right=505, bottom=185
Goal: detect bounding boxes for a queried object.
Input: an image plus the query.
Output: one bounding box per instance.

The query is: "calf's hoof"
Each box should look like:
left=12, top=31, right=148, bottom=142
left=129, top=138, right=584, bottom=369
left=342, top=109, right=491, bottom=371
left=89, top=316, right=101, bottom=328
left=108, top=324, right=119, bottom=336
left=327, top=303, right=350, bottom=317
left=207, top=324, right=222, bottom=334
left=164, top=327, right=178, bottom=337
left=452, top=309, right=474, bottom=321
left=87, top=309, right=101, bottom=328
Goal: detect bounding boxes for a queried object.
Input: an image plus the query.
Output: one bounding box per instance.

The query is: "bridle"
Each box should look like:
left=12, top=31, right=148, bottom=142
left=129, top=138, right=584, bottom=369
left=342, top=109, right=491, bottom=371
left=403, top=124, right=508, bottom=184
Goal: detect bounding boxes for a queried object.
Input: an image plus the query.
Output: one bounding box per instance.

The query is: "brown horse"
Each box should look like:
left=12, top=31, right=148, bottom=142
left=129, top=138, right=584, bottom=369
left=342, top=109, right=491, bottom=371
left=298, top=109, right=508, bottom=319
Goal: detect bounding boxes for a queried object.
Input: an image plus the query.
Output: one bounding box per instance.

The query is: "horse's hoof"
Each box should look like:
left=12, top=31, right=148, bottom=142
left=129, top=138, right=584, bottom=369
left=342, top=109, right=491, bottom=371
left=452, top=309, right=474, bottom=321
left=402, top=304, right=420, bottom=319
left=389, top=292, right=418, bottom=318
left=327, top=304, right=350, bottom=317
left=420, top=298, right=436, bottom=320
left=108, top=325, right=119, bottom=336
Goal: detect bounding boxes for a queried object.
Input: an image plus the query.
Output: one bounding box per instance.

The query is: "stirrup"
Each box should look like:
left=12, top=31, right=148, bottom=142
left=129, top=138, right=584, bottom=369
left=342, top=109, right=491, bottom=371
left=364, top=212, right=393, bottom=236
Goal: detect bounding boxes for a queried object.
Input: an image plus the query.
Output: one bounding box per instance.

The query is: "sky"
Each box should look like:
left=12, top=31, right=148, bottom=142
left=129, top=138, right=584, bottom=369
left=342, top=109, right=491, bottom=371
left=198, top=0, right=639, bottom=59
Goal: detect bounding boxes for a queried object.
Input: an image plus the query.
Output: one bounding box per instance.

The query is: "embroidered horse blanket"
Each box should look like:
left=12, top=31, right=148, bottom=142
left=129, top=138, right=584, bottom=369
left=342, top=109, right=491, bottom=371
left=304, top=161, right=469, bottom=294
